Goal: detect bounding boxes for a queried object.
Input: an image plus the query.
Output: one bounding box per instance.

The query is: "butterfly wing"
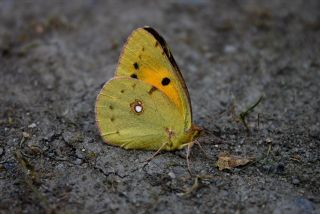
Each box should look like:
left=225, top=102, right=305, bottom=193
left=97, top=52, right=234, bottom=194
left=115, top=27, right=192, bottom=131
left=95, top=77, right=185, bottom=150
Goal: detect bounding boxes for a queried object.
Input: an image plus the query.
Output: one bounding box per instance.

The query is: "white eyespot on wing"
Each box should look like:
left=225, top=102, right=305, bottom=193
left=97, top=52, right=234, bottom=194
left=135, top=105, right=143, bottom=113
left=130, top=99, right=144, bottom=115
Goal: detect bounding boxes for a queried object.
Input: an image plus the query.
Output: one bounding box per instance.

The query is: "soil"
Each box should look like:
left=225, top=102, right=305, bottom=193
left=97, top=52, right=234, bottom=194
left=0, top=0, right=319, bottom=213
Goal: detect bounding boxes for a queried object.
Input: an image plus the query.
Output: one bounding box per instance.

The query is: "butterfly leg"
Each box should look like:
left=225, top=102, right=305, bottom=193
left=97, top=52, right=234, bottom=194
left=186, top=141, right=195, bottom=176
left=185, top=140, right=211, bottom=176
left=194, top=140, right=211, bottom=160
left=142, top=141, right=168, bottom=164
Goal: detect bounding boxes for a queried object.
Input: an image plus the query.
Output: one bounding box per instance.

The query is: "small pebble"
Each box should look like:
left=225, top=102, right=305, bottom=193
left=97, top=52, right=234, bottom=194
left=74, top=158, right=82, bottom=165
left=309, top=124, right=319, bottom=138
left=22, top=132, right=30, bottom=138
left=28, top=123, right=37, bottom=128
left=224, top=45, right=237, bottom=54
left=62, top=131, right=73, bottom=142
left=265, top=138, right=272, bottom=143
left=239, top=138, right=245, bottom=145
left=292, top=178, right=300, bottom=185
left=168, top=172, right=176, bottom=179
left=43, top=131, right=58, bottom=141
left=3, top=162, right=15, bottom=170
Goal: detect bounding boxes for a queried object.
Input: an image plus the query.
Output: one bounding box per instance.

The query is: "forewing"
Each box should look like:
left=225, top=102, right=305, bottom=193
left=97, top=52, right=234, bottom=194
left=115, top=27, right=192, bottom=131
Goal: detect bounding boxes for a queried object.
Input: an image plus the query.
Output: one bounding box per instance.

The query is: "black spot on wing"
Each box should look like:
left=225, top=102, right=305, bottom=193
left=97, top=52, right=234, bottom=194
left=133, top=62, right=139, bottom=70
left=143, top=26, right=193, bottom=117
left=161, top=77, right=170, bottom=86
left=148, top=86, right=158, bottom=95
left=109, top=105, right=113, bottom=110
left=130, top=74, right=138, bottom=79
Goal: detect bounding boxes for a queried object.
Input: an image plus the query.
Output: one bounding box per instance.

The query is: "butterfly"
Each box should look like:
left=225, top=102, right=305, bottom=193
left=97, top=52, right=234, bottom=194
left=95, top=27, right=202, bottom=163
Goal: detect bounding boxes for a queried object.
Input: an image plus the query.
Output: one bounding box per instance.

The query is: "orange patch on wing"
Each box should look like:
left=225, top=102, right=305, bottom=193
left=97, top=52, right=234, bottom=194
left=139, top=69, right=181, bottom=112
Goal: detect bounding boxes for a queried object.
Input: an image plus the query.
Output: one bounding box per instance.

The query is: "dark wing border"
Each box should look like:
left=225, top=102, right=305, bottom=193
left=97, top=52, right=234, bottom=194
left=142, top=26, right=192, bottom=119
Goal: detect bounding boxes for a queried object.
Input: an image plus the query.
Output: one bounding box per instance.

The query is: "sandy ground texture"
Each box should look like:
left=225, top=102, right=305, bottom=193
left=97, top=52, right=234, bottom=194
left=0, top=0, right=319, bottom=213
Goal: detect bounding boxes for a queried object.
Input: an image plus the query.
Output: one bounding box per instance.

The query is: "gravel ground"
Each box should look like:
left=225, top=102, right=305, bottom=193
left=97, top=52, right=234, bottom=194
left=0, top=0, right=319, bottom=213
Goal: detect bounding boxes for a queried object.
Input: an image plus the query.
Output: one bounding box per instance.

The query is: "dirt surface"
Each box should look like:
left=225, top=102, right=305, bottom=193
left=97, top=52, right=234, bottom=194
left=0, top=0, right=319, bottom=213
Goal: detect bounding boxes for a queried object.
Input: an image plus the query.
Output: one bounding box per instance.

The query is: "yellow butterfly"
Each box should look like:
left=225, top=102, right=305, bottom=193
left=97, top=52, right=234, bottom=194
left=95, top=27, right=202, bottom=154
